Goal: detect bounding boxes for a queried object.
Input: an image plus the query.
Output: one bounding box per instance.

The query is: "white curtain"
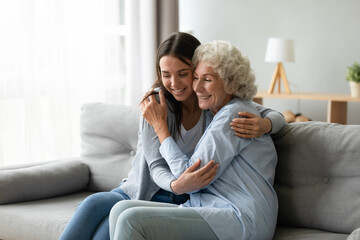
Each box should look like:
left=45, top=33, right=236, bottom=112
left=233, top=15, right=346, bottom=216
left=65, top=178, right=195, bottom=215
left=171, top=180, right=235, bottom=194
left=0, top=0, right=122, bottom=166
left=0, top=0, right=178, bottom=166
left=124, top=0, right=179, bottom=105
left=124, top=0, right=157, bottom=105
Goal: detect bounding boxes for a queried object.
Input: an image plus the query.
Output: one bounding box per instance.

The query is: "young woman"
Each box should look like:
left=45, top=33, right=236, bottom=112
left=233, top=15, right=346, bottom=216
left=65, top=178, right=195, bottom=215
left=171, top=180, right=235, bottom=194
left=109, top=40, right=279, bottom=240
left=59, top=33, right=285, bottom=240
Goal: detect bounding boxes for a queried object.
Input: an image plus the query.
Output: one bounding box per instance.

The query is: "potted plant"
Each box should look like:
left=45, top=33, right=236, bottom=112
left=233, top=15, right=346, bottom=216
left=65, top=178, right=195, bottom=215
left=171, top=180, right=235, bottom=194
left=346, top=62, right=360, bottom=97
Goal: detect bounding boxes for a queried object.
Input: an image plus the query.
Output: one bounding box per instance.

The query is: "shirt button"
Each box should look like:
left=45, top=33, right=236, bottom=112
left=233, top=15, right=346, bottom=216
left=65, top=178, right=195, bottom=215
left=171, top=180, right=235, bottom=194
left=322, top=177, right=329, bottom=184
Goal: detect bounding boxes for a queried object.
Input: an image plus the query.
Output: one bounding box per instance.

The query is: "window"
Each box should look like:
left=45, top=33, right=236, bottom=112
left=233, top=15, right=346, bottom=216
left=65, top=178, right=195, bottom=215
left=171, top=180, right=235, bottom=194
left=0, top=0, right=128, bottom=166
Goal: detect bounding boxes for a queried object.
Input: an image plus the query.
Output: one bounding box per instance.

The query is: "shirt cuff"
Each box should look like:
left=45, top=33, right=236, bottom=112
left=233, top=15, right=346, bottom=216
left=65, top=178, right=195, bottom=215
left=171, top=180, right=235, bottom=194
left=159, top=136, right=178, bottom=161
left=267, top=113, right=286, bottom=134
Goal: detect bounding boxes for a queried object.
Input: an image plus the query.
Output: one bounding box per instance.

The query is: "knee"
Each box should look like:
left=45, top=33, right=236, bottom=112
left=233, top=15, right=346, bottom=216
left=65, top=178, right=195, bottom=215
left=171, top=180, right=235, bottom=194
left=113, top=208, right=145, bottom=239
left=109, top=200, right=137, bottom=223
left=117, top=207, right=142, bottom=226
left=80, top=192, right=119, bottom=210
left=110, top=202, right=143, bottom=240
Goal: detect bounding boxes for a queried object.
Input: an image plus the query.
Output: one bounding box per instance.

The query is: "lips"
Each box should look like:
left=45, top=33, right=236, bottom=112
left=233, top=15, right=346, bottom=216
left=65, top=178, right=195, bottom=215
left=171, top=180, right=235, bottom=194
left=171, top=88, right=186, bottom=94
left=197, top=95, right=211, bottom=100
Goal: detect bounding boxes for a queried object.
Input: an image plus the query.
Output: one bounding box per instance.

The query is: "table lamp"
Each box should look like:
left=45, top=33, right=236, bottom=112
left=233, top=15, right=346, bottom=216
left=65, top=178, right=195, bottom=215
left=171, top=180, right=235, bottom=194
left=265, top=38, right=295, bottom=94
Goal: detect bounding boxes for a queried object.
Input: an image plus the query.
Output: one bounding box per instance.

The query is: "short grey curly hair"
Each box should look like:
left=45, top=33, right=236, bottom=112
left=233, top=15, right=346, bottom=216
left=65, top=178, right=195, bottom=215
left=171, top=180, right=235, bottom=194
left=192, top=40, right=257, bottom=100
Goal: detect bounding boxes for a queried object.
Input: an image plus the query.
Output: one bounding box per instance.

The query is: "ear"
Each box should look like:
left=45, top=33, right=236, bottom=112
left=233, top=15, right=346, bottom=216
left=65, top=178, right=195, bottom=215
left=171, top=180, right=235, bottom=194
left=225, top=85, right=235, bottom=95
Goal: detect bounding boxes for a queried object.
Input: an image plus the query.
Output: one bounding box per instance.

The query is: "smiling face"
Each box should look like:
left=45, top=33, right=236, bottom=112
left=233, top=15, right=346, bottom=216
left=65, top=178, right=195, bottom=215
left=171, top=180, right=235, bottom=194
left=159, top=55, right=195, bottom=103
left=193, top=61, right=233, bottom=114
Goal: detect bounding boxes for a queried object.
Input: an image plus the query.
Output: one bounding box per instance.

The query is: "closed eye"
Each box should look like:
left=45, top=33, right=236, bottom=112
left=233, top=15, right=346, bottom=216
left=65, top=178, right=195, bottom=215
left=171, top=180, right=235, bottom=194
left=179, top=72, right=189, bottom=77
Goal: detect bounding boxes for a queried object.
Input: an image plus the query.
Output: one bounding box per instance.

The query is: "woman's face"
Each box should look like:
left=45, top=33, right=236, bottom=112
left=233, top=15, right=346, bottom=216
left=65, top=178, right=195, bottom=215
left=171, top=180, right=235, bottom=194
left=159, top=55, right=194, bottom=102
left=193, top=61, right=233, bottom=114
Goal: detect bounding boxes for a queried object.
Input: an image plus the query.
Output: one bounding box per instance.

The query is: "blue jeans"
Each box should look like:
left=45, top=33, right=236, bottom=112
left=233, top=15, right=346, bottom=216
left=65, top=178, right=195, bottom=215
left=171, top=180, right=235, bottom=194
left=59, top=187, right=189, bottom=240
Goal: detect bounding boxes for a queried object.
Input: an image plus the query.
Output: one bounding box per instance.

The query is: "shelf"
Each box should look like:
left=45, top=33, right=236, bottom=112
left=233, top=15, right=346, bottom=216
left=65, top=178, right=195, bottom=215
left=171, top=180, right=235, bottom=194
left=253, top=91, right=360, bottom=124
left=254, top=91, right=360, bottom=102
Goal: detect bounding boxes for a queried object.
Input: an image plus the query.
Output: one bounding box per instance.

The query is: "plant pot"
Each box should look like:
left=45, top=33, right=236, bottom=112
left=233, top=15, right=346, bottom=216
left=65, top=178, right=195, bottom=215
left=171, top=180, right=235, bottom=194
left=349, top=81, right=360, bottom=98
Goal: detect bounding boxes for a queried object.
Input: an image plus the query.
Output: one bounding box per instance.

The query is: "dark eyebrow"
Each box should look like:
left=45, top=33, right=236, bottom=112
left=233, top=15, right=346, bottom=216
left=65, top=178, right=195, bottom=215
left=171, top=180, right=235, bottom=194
left=177, top=68, right=191, bottom=73
left=161, top=68, right=191, bottom=74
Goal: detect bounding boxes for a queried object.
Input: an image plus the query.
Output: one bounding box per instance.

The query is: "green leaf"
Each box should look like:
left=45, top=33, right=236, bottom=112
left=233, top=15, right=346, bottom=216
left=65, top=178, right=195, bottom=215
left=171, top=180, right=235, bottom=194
left=346, top=62, right=360, bottom=83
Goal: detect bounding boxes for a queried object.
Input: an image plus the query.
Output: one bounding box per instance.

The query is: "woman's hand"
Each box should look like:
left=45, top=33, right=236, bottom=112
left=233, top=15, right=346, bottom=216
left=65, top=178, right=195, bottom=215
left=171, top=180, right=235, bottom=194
left=230, top=112, right=272, bottom=138
left=170, top=159, right=219, bottom=195
left=140, top=90, right=170, bottom=143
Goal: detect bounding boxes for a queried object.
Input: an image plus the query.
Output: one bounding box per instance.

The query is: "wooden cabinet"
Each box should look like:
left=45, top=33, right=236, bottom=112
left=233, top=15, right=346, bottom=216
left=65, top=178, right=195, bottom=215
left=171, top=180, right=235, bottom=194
left=253, top=91, right=360, bottom=124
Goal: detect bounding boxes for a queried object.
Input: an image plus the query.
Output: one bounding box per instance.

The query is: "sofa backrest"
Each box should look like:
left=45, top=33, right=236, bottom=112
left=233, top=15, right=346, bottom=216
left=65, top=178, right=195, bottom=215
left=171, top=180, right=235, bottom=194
left=80, top=103, right=140, bottom=192
left=79, top=103, right=360, bottom=233
left=272, top=121, right=360, bottom=234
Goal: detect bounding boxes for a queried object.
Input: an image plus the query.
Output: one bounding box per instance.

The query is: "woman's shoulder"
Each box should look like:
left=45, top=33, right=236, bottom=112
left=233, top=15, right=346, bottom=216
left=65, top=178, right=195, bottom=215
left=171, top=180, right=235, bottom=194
left=223, top=98, right=259, bottom=116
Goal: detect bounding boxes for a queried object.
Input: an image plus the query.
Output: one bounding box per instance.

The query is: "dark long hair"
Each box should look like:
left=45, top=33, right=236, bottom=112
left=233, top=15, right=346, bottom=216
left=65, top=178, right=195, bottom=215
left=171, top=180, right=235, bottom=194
left=142, top=32, right=201, bottom=137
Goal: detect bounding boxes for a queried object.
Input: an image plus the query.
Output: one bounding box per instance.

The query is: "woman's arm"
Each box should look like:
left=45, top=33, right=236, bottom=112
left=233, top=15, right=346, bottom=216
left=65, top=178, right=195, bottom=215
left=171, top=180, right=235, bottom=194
left=141, top=92, right=249, bottom=190
left=170, top=159, right=218, bottom=195
left=140, top=93, right=218, bottom=194
left=230, top=102, right=286, bottom=138
left=159, top=102, right=252, bottom=182
left=138, top=115, right=175, bottom=192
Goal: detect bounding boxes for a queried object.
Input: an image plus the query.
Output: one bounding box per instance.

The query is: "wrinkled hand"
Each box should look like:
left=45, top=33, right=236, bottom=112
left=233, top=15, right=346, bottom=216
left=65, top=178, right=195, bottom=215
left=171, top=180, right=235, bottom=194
left=230, top=112, right=272, bottom=138
left=171, top=159, right=219, bottom=195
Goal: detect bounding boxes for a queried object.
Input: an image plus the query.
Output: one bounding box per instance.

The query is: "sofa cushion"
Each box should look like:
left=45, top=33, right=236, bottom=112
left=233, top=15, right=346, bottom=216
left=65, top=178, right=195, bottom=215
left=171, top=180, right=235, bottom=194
left=274, top=225, right=348, bottom=240
left=272, top=122, right=360, bottom=234
left=0, top=191, right=93, bottom=240
left=80, top=103, right=140, bottom=192
left=347, top=228, right=360, bottom=240
left=0, top=159, right=89, bottom=204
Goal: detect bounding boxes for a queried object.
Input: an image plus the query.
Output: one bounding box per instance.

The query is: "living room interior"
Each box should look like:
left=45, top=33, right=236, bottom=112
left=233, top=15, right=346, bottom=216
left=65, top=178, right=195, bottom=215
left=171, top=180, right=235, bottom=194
left=179, top=0, right=360, bottom=124
left=0, top=0, right=359, bottom=167
left=0, top=1, right=359, bottom=240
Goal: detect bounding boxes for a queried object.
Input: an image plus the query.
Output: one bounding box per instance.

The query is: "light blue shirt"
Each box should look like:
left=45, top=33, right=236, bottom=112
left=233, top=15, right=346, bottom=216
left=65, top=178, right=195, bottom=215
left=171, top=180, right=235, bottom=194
left=159, top=98, right=278, bottom=240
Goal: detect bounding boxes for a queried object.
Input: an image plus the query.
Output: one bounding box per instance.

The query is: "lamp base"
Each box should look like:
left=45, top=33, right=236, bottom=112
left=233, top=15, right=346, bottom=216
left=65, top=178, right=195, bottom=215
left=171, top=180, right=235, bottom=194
left=268, top=62, right=291, bottom=94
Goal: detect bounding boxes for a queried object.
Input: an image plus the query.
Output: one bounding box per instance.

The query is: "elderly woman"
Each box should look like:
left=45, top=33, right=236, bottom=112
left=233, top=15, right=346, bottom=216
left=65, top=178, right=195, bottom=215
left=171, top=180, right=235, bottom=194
left=109, top=41, right=278, bottom=240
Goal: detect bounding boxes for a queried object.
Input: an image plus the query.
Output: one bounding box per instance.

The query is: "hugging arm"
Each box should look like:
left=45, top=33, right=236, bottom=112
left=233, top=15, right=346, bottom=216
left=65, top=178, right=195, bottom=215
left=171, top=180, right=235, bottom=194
left=139, top=115, right=176, bottom=192
left=142, top=91, right=284, bottom=143
left=140, top=97, right=218, bottom=194
left=160, top=107, right=250, bottom=184
left=230, top=102, right=286, bottom=138
left=254, top=102, right=286, bottom=134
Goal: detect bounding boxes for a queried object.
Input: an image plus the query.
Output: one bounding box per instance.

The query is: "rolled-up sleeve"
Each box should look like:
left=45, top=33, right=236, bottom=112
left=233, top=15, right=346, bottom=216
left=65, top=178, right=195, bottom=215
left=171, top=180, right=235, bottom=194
left=160, top=105, right=252, bottom=183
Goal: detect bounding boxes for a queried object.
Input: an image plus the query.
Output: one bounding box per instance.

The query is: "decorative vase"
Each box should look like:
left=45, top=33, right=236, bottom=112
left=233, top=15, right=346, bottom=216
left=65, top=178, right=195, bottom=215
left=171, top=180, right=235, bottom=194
left=349, top=81, right=360, bottom=98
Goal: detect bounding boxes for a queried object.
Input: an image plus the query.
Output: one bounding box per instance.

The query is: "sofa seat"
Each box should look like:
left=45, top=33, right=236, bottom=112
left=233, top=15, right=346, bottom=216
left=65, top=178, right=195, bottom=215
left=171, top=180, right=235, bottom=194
left=274, top=225, right=348, bottom=240
left=1, top=103, right=359, bottom=240
left=0, top=192, right=94, bottom=240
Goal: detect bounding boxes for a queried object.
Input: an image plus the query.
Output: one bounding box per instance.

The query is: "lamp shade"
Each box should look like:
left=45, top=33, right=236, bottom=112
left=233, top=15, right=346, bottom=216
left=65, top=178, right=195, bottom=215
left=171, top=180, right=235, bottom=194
left=265, top=38, right=295, bottom=63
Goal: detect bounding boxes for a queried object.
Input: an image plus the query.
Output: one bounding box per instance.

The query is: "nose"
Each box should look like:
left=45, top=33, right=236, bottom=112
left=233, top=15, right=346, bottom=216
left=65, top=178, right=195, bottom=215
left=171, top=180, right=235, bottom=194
left=193, top=78, right=203, bottom=93
left=170, top=76, right=179, bottom=87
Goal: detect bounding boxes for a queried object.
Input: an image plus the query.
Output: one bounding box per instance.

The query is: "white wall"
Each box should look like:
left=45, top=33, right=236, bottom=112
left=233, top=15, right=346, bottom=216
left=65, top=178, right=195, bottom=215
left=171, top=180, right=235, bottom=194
left=179, top=0, right=360, bottom=124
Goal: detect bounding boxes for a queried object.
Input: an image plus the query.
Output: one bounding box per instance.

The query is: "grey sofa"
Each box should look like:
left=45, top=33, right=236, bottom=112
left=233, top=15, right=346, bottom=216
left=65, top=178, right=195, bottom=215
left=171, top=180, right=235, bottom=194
left=0, top=103, right=359, bottom=240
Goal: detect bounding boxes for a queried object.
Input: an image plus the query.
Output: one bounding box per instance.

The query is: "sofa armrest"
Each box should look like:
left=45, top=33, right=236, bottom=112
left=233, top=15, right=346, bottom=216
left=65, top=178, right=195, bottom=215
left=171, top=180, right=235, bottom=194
left=0, top=158, right=73, bottom=170
left=0, top=158, right=90, bottom=204
left=347, top=228, right=360, bottom=240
